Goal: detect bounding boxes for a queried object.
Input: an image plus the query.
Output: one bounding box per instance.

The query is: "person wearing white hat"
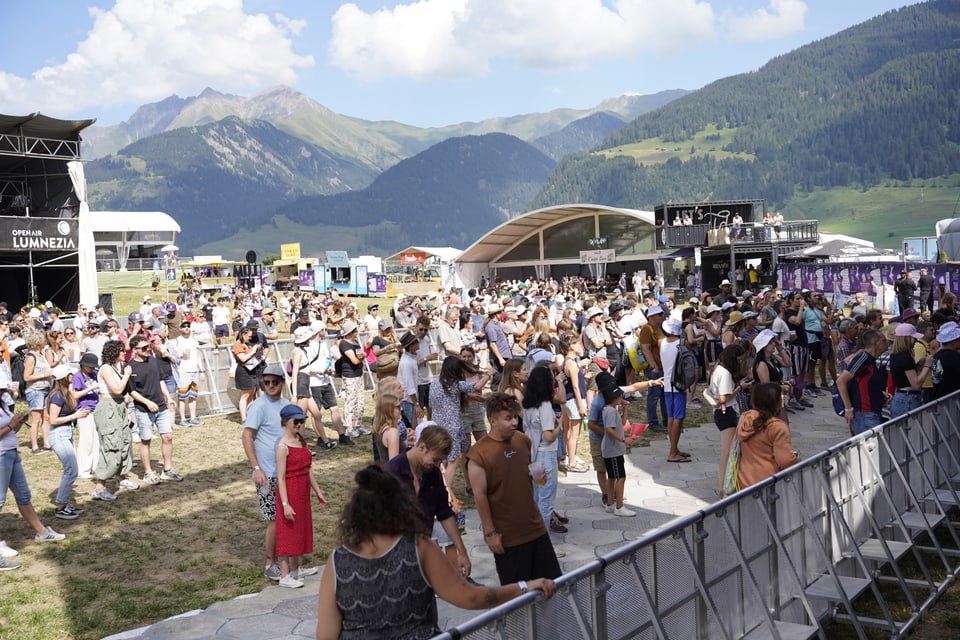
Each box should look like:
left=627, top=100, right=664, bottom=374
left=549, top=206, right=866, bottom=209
left=659, top=317, right=690, bottom=462
left=139, top=295, right=154, bottom=321
left=933, top=321, right=960, bottom=399
left=751, top=330, right=790, bottom=419
left=337, top=321, right=370, bottom=439
left=702, top=304, right=724, bottom=374
left=290, top=324, right=342, bottom=450
left=638, top=305, right=667, bottom=433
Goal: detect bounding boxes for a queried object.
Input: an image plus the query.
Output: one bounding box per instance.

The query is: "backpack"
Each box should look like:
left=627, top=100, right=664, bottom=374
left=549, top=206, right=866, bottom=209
left=10, top=347, right=27, bottom=398
left=672, top=336, right=698, bottom=393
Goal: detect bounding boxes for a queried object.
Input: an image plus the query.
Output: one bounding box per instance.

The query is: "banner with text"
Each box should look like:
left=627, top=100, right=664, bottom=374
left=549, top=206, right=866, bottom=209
left=0, top=216, right=78, bottom=252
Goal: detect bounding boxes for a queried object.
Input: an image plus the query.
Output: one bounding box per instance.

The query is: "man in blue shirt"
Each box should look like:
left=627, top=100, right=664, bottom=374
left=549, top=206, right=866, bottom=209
left=241, top=364, right=290, bottom=582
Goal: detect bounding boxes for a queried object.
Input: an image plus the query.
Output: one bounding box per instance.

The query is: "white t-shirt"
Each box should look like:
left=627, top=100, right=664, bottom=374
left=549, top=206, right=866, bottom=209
left=618, top=315, right=639, bottom=348
left=710, top=365, right=736, bottom=401
left=174, top=335, right=200, bottom=372
left=660, top=338, right=680, bottom=393
left=212, top=305, right=230, bottom=327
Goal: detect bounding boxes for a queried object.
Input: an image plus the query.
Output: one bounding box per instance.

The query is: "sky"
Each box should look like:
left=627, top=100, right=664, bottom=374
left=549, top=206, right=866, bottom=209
left=0, top=0, right=919, bottom=128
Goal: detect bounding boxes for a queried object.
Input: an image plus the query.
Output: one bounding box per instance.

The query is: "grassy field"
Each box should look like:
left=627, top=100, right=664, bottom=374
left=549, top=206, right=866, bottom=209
left=597, top=123, right=756, bottom=165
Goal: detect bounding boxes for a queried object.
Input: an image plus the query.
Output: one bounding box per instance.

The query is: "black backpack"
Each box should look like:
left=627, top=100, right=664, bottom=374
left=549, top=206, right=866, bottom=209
left=672, top=335, right=698, bottom=393
left=10, top=346, right=28, bottom=399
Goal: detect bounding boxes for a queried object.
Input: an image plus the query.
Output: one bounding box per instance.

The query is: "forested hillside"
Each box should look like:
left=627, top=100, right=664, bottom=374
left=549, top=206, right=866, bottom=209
left=532, top=0, right=960, bottom=215
left=260, top=133, right=555, bottom=251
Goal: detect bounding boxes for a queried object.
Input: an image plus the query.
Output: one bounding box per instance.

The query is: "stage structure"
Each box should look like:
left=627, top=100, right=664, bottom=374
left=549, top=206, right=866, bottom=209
left=0, top=113, right=98, bottom=311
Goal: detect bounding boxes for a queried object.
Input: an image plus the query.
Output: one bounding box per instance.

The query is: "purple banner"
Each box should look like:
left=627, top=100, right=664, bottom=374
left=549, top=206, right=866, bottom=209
left=778, top=262, right=960, bottom=311
left=367, top=273, right=387, bottom=296
left=299, top=269, right=315, bottom=289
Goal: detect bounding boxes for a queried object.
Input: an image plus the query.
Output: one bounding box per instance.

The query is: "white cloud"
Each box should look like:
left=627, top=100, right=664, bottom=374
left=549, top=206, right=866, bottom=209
left=329, top=0, right=811, bottom=82
left=0, top=0, right=313, bottom=117
left=724, top=0, right=808, bottom=42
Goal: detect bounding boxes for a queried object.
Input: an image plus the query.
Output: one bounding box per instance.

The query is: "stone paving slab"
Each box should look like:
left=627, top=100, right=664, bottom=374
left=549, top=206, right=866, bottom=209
left=109, top=392, right=845, bottom=640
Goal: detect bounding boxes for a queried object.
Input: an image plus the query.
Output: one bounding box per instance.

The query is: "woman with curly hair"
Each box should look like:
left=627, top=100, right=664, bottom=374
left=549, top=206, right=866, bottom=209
left=429, top=356, right=491, bottom=501
left=91, top=340, right=140, bottom=501
left=734, top=382, right=800, bottom=489
left=316, top=465, right=556, bottom=640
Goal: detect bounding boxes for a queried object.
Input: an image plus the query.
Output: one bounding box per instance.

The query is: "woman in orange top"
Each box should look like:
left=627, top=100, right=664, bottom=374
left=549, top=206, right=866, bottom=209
left=734, top=382, right=800, bottom=489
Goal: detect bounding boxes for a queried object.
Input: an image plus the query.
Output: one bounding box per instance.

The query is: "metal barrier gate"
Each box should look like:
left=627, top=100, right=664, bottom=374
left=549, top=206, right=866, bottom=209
left=433, top=391, right=960, bottom=640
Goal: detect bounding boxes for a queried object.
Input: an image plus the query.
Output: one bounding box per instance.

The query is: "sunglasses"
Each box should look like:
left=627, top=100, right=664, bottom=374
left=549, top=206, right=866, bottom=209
left=293, top=419, right=306, bottom=425
left=65, top=331, right=74, bottom=335
left=263, top=378, right=283, bottom=387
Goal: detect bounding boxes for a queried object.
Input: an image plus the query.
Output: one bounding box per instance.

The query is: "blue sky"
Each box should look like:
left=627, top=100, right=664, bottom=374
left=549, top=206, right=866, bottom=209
left=0, top=0, right=918, bottom=128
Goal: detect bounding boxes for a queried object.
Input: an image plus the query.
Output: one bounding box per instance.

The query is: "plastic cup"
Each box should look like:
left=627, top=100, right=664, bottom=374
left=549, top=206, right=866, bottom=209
left=528, top=462, right=547, bottom=486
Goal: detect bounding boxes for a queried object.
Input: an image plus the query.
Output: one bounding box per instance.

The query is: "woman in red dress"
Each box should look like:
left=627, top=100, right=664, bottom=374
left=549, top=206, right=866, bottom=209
left=276, top=404, right=327, bottom=588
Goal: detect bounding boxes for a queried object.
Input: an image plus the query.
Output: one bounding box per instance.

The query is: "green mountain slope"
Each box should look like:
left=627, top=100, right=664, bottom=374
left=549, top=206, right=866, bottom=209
left=531, top=0, right=960, bottom=247
left=86, top=117, right=377, bottom=247
left=194, top=133, right=556, bottom=256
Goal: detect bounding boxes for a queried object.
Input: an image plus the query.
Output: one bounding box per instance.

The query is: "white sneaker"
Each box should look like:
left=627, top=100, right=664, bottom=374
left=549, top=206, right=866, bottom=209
left=0, top=540, right=18, bottom=558
left=347, top=428, right=362, bottom=438
left=604, top=504, right=614, bottom=514
left=355, top=427, right=372, bottom=436
left=278, top=575, right=304, bottom=589
left=143, top=471, right=160, bottom=485
left=614, top=506, right=636, bottom=518
left=119, top=478, right=140, bottom=490
left=35, top=527, right=66, bottom=542
left=92, top=486, right=117, bottom=501
left=296, top=566, right=319, bottom=578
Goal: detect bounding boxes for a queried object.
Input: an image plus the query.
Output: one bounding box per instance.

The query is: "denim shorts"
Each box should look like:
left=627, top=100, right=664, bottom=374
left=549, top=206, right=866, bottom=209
left=25, top=388, right=49, bottom=411
left=134, top=408, right=172, bottom=441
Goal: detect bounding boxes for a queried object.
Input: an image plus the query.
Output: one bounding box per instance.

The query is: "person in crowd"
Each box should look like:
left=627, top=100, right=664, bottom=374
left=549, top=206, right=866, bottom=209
left=559, top=331, right=589, bottom=473
left=372, top=393, right=403, bottom=466
left=0, top=404, right=66, bottom=569
left=81, top=321, right=109, bottom=363
left=496, top=358, right=527, bottom=426
left=784, top=291, right=813, bottom=404
left=90, top=340, right=139, bottom=501
left=414, top=316, right=439, bottom=420
left=370, top=320, right=401, bottom=381
left=466, top=393, right=562, bottom=585
left=242, top=364, right=290, bottom=582
left=752, top=330, right=790, bottom=420
left=337, top=320, right=369, bottom=439
left=894, top=270, right=917, bottom=314
left=173, top=320, right=204, bottom=427
left=289, top=325, right=340, bottom=450
left=73, top=353, right=101, bottom=479
left=702, top=304, right=724, bottom=373
left=734, top=382, right=801, bottom=489
left=458, top=346, right=488, bottom=443
left=600, top=384, right=637, bottom=516
left=430, top=355, right=491, bottom=505
left=522, top=365, right=564, bottom=531
left=386, top=424, right=473, bottom=581
left=22, top=330, right=54, bottom=454
left=232, top=326, right=265, bottom=422
left=638, top=304, right=667, bottom=433
left=483, top=303, right=512, bottom=388
left=274, top=404, right=326, bottom=589
left=128, top=335, right=182, bottom=484
left=659, top=318, right=690, bottom=463
left=61, top=327, right=82, bottom=365
left=44, top=330, right=70, bottom=369
left=46, top=364, right=88, bottom=520
left=325, top=299, right=345, bottom=338
left=888, top=323, right=933, bottom=419
left=316, top=465, right=556, bottom=639
left=837, top=329, right=890, bottom=435
left=711, top=344, right=750, bottom=494
left=932, top=321, right=960, bottom=399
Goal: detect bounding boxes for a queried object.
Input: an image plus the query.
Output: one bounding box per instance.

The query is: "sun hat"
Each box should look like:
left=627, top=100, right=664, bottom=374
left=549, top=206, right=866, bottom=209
left=399, top=330, right=419, bottom=350
left=279, top=404, right=306, bottom=421
left=725, top=311, right=745, bottom=326
left=586, top=306, right=603, bottom=319
left=486, top=303, right=502, bottom=315
left=937, top=321, right=960, bottom=344
left=899, top=308, right=919, bottom=321
left=340, top=320, right=359, bottom=336
left=79, top=353, right=99, bottom=369
left=662, top=318, right=682, bottom=336
left=378, top=319, right=392, bottom=331
left=688, top=297, right=700, bottom=305
left=310, top=320, right=325, bottom=333
left=293, top=325, right=316, bottom=344
left=753, top=329, right=777, bottom=352
left=894, top=323, right=923, bottom=339
left=143, top=295, right=151, bottom=302
left=28, top=308, right=41, bottom=318
left=706, top=304, right=722, bottom=315
left=645, top=305, right=664, bottom=317
left=720, top=279, right=732, bottom=286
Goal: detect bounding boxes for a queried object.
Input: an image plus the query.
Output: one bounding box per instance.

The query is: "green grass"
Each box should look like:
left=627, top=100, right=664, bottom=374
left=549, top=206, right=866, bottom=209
left=597, top=123, right=756, bottom=165
left=783, top=176, right=960, bottom=249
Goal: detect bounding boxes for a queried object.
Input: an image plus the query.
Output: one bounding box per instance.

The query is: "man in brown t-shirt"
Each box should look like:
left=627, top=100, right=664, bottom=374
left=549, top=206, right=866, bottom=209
left=638, top=304, right=667, bottom=432
left=467, top=393, right=561, bottom=584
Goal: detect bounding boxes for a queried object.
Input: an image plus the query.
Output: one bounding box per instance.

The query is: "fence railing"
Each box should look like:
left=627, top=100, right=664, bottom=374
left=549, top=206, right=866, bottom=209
left=430, top=391, right=960, bottom=640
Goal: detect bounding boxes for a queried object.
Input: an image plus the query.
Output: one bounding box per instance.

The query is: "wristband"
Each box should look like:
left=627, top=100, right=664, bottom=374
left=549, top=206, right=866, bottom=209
left=252, top=465, right=260, bottom=471
left=484, top=530, right=498, bottom=538
left=518, top=580, right=528, bottom=594
left=282, top=501, right=289, bottom=507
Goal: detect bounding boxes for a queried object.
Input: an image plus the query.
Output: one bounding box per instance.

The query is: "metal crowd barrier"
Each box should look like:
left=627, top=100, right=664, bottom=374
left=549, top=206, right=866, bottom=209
left=433, top=391, right=960, bottom=640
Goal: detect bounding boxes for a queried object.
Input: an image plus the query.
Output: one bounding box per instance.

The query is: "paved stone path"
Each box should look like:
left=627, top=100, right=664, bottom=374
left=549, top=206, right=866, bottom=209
left=107, top=392, right=845, bottom=640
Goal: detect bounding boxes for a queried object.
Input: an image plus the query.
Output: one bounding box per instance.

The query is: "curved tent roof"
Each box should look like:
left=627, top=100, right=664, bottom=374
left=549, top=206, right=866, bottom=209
left=88, top=211, right=181, bottom=233
left=457, top=204, right=655, bottom=263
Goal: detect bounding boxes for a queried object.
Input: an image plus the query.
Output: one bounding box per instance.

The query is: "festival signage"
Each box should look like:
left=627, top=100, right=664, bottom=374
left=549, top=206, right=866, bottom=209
left=0, top=215, right=77, bottom=251
left=401, top=252, right=428, bottom=264
left=281, top=243, right=301, bottom=260
left=579, top=249, right=616, bottom=264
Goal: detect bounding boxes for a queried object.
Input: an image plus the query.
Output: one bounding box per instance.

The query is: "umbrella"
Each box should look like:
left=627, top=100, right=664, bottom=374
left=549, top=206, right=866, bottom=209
left=161, top=244, right=179, bottom=252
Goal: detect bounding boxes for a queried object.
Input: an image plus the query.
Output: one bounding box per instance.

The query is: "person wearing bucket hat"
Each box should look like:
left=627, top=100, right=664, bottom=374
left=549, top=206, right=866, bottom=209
left=292, top=321, right=346, bottom=448
left=888, top=323, right=934, bottom=419
left=337, top=320, right=370, bottom=439
left=73, top=353, right=102, bottom=479
left=932, top=322, right=960, bottom=399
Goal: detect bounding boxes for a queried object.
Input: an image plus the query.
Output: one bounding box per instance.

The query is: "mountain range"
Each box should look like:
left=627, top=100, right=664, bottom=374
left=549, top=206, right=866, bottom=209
left=85, top=0, right=960, bottom=257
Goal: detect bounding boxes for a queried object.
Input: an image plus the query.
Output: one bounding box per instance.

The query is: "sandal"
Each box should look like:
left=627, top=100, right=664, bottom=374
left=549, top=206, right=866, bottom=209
left=568, top=462, right=589, bottom=473
left=551, top=511, right=569, bottom=524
